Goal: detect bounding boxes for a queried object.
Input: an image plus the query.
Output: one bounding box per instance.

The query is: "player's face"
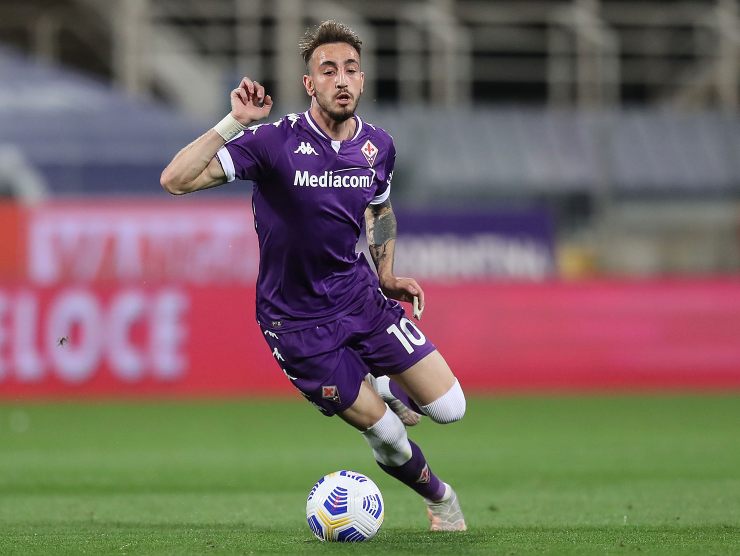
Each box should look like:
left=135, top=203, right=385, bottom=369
left=304, top=42, right=364, bottom=122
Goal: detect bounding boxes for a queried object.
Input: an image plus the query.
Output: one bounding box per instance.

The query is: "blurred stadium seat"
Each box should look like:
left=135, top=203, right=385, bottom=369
left=1, top=43, right=738, bottom=199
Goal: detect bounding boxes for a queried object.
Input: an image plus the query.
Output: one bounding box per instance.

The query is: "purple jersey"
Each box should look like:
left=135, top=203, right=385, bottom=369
left=216, top=110, right=395, bottom=331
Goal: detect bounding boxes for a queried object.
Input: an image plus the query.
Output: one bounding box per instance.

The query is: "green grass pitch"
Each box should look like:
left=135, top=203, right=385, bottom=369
left=0, top=395, right=738, bottom=555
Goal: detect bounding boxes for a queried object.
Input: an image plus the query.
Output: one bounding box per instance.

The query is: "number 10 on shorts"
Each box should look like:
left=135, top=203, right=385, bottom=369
left=386, top=318, right=427, bottom=354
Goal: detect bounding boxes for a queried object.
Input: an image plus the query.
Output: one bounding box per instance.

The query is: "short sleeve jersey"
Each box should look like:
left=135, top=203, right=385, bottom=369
left=216, top=110, right=395, bottom=331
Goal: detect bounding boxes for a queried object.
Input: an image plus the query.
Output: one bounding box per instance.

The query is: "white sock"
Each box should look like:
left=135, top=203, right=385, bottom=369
left=420, top=379, right=466, bottom=424
left=361, top=406, right=413, bottom=466
left=374, top=375, right=395, bottom=401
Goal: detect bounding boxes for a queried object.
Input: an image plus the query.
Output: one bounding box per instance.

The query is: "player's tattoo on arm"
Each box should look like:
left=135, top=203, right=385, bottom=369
left=365, top=199, right=397, bottom=276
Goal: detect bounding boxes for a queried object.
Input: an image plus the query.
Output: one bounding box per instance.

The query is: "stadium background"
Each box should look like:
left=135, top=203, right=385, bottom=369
left=1, top=0, right=739, bottom=396
left=0, top=1, right=739, bottom=553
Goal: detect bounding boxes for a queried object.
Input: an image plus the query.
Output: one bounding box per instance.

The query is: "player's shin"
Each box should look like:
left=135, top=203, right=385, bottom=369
left=366, top=374, right=424, bottom=426
left=361, top=406, right=446, bottom=501
left=377, top=440, right=447, bottom=502
left=388, top=379, right=424, bottom=414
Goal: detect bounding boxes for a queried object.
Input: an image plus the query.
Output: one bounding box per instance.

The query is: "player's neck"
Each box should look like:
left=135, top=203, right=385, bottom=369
left=310, top=104, right=356, bottom=141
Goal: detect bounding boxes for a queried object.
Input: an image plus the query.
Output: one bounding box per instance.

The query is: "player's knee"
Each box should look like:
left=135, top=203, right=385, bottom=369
left=361, top=406, right=412, bottom=466
left=420, top=379, right=466, bottom=424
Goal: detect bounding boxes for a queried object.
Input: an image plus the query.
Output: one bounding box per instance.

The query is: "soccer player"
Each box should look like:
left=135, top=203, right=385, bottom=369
left=160, top=20, right=467, bottom=531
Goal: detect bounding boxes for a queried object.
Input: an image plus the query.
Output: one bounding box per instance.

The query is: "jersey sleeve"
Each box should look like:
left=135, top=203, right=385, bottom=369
left=369, top=138, right=395, bottom=205
left=215, top=122, right=279, bottom=182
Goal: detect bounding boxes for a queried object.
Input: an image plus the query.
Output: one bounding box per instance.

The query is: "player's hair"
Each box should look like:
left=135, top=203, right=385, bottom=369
left=299, top=20, right=362, bottom=69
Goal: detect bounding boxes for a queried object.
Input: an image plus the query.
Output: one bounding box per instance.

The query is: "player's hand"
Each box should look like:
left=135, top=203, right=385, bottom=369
left=230, top=77, right=273, bottom=126
left=380, top=276, right=425, bottom=319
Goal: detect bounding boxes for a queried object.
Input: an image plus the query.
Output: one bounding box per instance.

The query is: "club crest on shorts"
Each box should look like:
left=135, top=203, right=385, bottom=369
left=361, top=140, right=378, bottom=166
left=416, top=464, right=431, bottom=484
left=321, top=385, right=341, bottom=403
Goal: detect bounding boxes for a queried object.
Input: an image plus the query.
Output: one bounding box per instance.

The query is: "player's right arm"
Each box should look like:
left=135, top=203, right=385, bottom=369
left=160, top=77, right=273, bottom=195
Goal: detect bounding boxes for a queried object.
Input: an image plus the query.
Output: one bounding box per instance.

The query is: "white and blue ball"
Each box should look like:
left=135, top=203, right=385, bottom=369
left=305, top=470, right=384, bottom=542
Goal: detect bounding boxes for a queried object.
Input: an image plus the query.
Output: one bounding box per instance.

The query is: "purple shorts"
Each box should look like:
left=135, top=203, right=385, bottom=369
left=259, top=286, right=436, bottom=416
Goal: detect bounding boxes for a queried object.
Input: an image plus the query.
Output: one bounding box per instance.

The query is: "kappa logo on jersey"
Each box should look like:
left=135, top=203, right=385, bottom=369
left=361, top=139, right=378, bottom=166
left=416, top=464, right=431, bottom=484
left=272, top=347, right=285, bottom=361
left=282, top=368, right=298, bottom=381
left=294, top=141, right=319, bottom=156
left=264, top=330, right=279, bottom=339
left=321, top=385, right=341, bottom=403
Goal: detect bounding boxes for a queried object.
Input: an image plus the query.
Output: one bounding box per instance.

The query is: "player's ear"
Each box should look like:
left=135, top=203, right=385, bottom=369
left=303, top=74, right=314, bottom=97
left=360, top=71, right=364, bottom=94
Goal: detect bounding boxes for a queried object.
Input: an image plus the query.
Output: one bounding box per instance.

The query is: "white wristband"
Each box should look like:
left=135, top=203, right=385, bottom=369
left=213, top=114, right=246, bottom=141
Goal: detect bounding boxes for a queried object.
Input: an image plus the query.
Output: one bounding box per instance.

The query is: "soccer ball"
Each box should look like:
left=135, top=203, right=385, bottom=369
left=305, top=470, right=384, bottom=542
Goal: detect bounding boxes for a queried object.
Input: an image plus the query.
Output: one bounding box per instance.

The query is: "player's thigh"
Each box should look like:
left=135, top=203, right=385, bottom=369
left=390, top=350, right=457, bottom=406
left=337, top=380, right=388, bottom=431
left=260, top=323, right=369, bottom=418
left=352, top=289, right=437, bottom=377
left=351, top=288, right=450, bottom=405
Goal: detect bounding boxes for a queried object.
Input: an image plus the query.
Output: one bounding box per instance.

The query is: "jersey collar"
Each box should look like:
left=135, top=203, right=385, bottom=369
left=304, top=110, right=363, bottom=143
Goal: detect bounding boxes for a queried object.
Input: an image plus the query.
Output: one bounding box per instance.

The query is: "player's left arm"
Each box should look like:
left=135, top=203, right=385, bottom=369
left=364, top=199, right=425, bottom=318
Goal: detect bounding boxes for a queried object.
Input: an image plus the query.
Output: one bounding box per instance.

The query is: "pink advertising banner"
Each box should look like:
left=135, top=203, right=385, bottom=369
left=0, top=201, right=738, bottom=398
left=1, top=280, right=739, bottom=398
